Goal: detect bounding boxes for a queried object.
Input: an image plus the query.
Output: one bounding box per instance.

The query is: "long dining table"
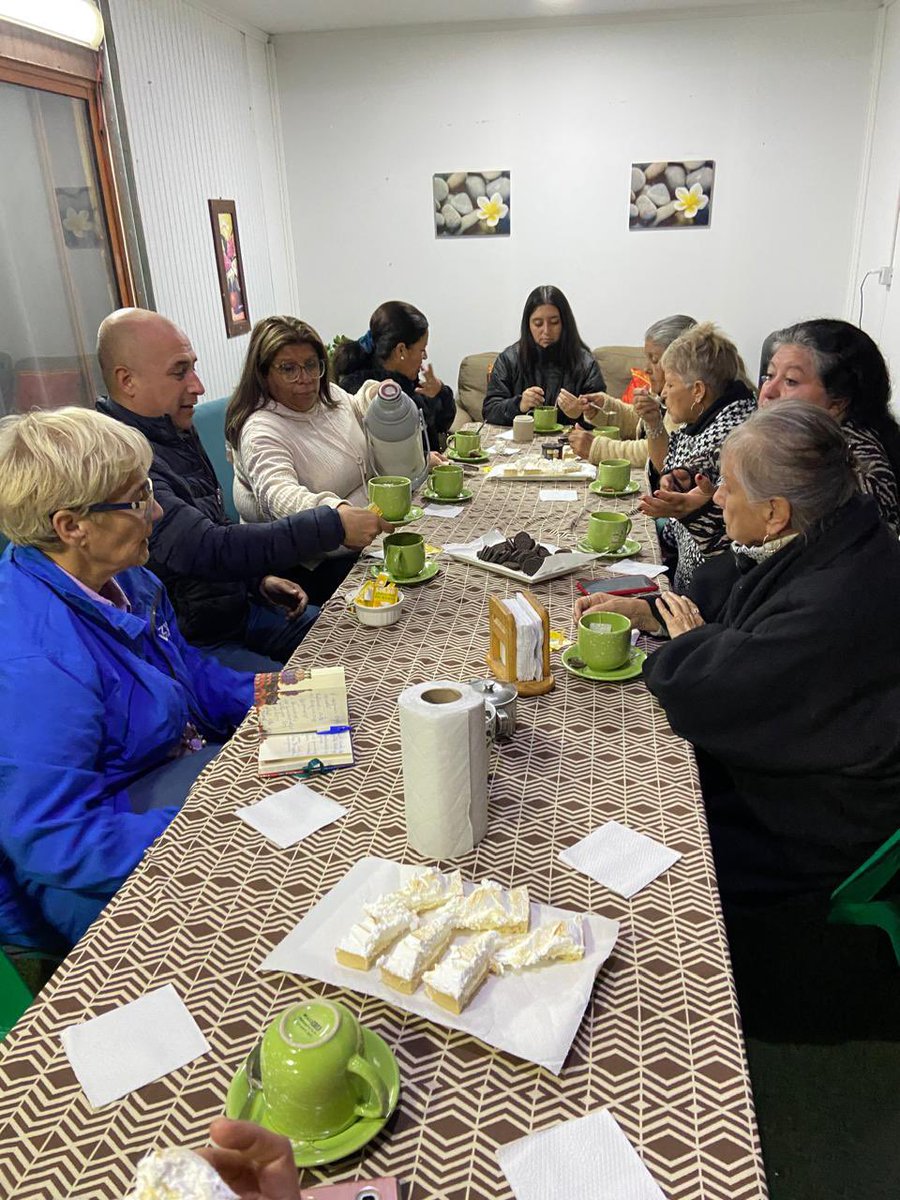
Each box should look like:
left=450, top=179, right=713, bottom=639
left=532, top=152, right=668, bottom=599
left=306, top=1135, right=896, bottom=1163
left=0, top=428, right=768, bottom=1200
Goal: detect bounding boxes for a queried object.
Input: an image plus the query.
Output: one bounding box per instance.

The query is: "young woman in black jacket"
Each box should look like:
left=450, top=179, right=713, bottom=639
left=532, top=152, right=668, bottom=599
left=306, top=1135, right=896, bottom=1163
left=482, top=284, right=604, bottom=426
left=334, top=301, right=455, bottom=452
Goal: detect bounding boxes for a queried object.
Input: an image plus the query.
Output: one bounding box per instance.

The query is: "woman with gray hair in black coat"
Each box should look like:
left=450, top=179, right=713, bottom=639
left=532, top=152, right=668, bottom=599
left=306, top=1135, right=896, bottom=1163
left=643, top=402, right=900, bottom=904
left=584, top=402, right=900, bottom=1037
left=580, top=401, right=900, bottom=905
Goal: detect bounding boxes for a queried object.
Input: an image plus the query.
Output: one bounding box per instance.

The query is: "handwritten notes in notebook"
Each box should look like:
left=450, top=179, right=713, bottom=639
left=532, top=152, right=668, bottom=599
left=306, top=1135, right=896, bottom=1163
left=255, top=667, right=353, bottom=777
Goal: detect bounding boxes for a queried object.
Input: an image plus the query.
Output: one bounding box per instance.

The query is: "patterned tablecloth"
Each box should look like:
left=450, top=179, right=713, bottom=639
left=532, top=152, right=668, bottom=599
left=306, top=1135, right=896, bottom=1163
left=0, top=434, right=768, bottom=1200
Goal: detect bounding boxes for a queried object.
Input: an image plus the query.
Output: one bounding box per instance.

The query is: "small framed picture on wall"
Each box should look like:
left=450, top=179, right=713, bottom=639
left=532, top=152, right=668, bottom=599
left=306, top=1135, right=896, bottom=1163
left=208, top=198, right=250, bottom=337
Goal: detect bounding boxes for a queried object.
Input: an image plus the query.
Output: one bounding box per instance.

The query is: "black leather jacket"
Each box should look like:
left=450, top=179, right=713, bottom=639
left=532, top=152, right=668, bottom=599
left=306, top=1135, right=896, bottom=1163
left=482, top=342, right=604, bottom=426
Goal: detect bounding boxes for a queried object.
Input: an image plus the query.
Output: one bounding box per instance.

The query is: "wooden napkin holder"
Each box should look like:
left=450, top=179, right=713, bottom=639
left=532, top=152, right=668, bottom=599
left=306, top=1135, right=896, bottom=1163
left=486, top=591, right=555, bottom=696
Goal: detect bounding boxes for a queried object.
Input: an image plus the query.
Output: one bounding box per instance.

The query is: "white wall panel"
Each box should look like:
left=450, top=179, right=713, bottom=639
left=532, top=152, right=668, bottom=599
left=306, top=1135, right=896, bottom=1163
left=273, top=10, right=876, bottom=388
left=107, top=0, right=293, bottom=398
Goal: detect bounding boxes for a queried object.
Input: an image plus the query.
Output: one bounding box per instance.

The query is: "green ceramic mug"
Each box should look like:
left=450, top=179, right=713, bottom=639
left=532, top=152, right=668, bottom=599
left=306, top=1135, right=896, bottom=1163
left=448, top=430, right=481, bottom=457
left=578, top=610, right=632, bottom=672
left=259, top=999, right=389, bottom=1140
left=367, top=476, right=411, bottom=521
left=532, top=405, right=558, bottom=432
left=431, top=463, right=464, bottom=498
left=384, top=531, right=425, bottom=578
left=587, top=510, right=632, bottom=552
left=593, top=426, right=620, bottom=438
left=598, top=459, right=631, bottom=491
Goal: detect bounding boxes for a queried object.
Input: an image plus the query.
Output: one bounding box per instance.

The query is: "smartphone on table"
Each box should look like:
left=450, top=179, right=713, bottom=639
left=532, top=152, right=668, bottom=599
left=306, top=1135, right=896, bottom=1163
left=575, top=575, right=659, bottom=598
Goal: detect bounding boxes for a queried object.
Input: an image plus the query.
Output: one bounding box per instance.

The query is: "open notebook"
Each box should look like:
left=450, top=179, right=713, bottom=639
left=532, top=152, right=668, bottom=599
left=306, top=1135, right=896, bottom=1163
left=255, top=667, right=354, bottom=777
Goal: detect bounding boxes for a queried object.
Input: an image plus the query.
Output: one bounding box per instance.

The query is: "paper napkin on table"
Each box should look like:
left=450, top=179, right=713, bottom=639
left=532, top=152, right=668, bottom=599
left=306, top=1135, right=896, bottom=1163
left=496, top=1110, right=665, bottom=1200
left=422, top=504, right=463, bottom=519
left=539, top=488, right=578, bottom=502
left=603, top=560, right=668, bottom=578
left=236, top=781, right=346, bottom=849
left=559, top=820, right=681, bottom=898
left=61, top=984, right=209, bottom=1108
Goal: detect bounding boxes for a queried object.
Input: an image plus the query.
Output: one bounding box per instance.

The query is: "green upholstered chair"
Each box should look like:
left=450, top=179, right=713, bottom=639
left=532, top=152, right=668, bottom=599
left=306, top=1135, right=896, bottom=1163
left=1, top=949, right=33, bottom=1041
left=193, top=396, right=239, bottom=523
left=828, top=829, right=900, bottom=966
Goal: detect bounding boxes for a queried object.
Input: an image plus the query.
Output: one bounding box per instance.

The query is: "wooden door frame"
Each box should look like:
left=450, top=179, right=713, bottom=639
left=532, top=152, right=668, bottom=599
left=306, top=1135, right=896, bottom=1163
left=0, top=20, right=136, bottom=307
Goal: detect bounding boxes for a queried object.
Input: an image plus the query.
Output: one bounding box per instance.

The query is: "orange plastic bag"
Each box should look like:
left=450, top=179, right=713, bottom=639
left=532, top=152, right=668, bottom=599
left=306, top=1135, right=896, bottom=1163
left=620, top=367, right=651, bottom=405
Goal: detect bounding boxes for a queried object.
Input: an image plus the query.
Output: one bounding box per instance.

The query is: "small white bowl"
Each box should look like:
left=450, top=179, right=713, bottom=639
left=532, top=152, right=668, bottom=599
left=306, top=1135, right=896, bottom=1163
left=353, top=589, right=405, bottom=627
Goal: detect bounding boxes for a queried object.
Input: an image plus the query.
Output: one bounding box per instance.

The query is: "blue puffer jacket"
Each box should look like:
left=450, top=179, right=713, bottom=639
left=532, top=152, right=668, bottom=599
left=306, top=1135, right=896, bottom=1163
left=0, top=546, right=255, bottom=948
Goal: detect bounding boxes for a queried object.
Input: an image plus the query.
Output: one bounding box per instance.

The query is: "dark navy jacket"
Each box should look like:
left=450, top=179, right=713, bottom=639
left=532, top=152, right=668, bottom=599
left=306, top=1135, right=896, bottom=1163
left=0, top=546, right=254, bottom=947
left=97, top=397, right=345, bottom=645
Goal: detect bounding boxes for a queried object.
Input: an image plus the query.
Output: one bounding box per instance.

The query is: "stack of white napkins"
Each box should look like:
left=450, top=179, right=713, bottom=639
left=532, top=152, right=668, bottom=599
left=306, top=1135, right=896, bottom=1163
left=496, top=1110, right=665, bottom=1200
left=502, top=592, right=543, bottom=681
left=559, top=820, right=681, bottom=898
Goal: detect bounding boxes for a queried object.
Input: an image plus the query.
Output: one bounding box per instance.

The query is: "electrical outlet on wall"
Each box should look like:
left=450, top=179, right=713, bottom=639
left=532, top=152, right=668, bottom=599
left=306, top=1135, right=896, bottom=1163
left=878, top=267, right=893, bottom=287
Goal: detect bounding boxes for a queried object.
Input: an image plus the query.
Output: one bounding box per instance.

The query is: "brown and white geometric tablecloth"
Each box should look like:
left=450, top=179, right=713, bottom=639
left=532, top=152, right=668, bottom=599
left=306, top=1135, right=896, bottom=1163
left=0, top=440, right=768, bottom=1200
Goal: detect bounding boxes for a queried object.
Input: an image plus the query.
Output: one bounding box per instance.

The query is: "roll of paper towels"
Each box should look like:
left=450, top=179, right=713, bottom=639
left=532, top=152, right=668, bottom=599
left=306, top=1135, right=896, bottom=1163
left=398, top=681, right=489, bottom=859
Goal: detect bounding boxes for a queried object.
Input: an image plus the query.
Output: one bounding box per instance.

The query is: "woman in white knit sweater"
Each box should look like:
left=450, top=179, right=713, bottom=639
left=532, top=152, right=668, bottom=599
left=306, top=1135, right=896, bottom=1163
left=226, top=316, right=375, bottom=523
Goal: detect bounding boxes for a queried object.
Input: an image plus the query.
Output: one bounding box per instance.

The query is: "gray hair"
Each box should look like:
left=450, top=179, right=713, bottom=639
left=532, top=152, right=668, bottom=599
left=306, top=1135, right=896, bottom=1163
left=644, top=314, right=697, bottom=349
left=723, top=400, right=857, bottom=534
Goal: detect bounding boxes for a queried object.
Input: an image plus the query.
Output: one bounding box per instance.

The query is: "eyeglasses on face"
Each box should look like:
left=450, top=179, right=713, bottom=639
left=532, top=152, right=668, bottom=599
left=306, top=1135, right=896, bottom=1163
left=271, top=359, right=326, bottom=382
left=51, top=479, right=155, bottom=520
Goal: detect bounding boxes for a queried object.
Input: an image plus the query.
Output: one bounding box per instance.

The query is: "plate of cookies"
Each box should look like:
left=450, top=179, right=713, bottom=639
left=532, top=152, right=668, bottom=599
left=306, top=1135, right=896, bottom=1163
left=443, top=529, right=599, bottom=584
left=259, top=858, right=619, bottom=1074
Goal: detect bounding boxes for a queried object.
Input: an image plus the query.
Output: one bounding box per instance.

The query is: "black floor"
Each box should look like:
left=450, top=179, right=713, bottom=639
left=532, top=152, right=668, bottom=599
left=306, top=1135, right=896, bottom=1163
left=731, top=905, right=900, bottom=1200
left=748, top=1037, right=900, bottom=1200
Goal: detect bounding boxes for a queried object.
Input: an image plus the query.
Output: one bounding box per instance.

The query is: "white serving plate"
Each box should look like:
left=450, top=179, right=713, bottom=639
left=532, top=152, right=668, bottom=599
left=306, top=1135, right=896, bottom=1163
left=485, top=461, right=596, bottom=483
left=442, top=530, right=599, bottom=584
left=260, top=857, right=619, bottom=1075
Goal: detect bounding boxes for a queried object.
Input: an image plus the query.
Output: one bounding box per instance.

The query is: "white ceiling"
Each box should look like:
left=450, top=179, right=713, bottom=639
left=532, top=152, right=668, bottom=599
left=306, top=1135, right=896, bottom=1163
left=194, top=0, right=881, bottom=38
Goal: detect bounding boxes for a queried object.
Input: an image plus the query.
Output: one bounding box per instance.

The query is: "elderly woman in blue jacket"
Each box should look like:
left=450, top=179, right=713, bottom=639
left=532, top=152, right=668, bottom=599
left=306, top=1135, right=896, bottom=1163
left=0, top=408, right=255, bottom=950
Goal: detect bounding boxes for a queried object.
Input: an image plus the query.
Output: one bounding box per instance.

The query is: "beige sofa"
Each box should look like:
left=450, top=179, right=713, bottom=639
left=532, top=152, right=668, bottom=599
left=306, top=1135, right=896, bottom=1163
left=453, top=345, right=645, bottom=428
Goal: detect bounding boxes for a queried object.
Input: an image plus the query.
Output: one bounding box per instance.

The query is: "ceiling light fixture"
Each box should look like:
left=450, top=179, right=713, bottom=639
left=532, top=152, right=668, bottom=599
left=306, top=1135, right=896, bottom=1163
left=0, top=0, right=104, bottom=49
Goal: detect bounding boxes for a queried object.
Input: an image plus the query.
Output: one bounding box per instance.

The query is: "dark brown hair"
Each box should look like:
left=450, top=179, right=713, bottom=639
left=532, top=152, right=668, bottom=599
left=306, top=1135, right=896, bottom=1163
left=225, top=316, right=333, bottom=449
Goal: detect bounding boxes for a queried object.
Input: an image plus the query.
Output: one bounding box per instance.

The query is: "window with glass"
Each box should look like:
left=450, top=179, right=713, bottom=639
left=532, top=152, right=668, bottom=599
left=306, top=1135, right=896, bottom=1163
left=0, top=28, right=133, bottom=414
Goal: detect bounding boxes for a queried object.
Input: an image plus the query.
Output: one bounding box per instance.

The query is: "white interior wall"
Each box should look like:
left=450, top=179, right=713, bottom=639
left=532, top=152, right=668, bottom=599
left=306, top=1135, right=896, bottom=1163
left=274, top=9, right=876, bottom=389
left=107, top=0, right=295, bottom=398
left=854, top=0, right=900, bottom=385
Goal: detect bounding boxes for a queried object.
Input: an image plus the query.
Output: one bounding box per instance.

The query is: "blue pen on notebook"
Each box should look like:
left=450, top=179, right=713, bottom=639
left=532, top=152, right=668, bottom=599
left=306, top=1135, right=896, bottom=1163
left=316, top=724, right=351, bottom=735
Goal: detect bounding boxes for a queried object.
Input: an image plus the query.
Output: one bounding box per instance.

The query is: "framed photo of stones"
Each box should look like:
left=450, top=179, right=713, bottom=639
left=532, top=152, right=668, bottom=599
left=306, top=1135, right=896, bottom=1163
left=629, top=160, right=715, bottom=230
left=433, top=171, right=510, bottom=238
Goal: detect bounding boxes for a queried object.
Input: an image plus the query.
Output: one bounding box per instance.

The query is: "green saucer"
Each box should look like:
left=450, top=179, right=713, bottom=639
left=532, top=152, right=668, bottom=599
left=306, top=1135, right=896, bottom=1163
left=589, top=479, right=641, bottom=498
left=369, top=561, right=440, bottom=587
left=421, top=487, right=474, bottom=504
left=561, top=644, right=647, bottom=683
left=575, top=536, right=642, bottom=559
left=536, top=423, right=565, bottom=435
left=225, top=1027, right=400, bottom=1168
left=447, top=449, right=490, bottom=465
left=388, top=505, right=424, bottom=526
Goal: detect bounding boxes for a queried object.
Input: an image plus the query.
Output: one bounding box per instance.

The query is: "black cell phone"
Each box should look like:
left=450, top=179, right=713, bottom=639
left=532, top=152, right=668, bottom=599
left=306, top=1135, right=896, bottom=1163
left=576, top=575, right=658, bottom=597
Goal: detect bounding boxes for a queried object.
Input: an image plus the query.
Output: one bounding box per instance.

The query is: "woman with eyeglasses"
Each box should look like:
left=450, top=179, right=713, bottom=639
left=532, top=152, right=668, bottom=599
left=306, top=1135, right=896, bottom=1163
left=228, top=316, right=402, bottom=602
left=0, top=408, right=256, bottom=950
left=333, top=300, right=455, bottom=451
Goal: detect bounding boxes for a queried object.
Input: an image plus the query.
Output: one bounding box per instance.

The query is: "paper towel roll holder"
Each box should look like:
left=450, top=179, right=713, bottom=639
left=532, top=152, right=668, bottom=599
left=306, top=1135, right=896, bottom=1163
left=485, top=590, right=555, bottom=697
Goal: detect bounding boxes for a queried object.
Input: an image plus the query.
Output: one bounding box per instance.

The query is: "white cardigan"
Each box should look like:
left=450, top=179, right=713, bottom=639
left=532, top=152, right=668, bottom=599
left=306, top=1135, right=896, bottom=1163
left=232, top=383, right=375, bottom=523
